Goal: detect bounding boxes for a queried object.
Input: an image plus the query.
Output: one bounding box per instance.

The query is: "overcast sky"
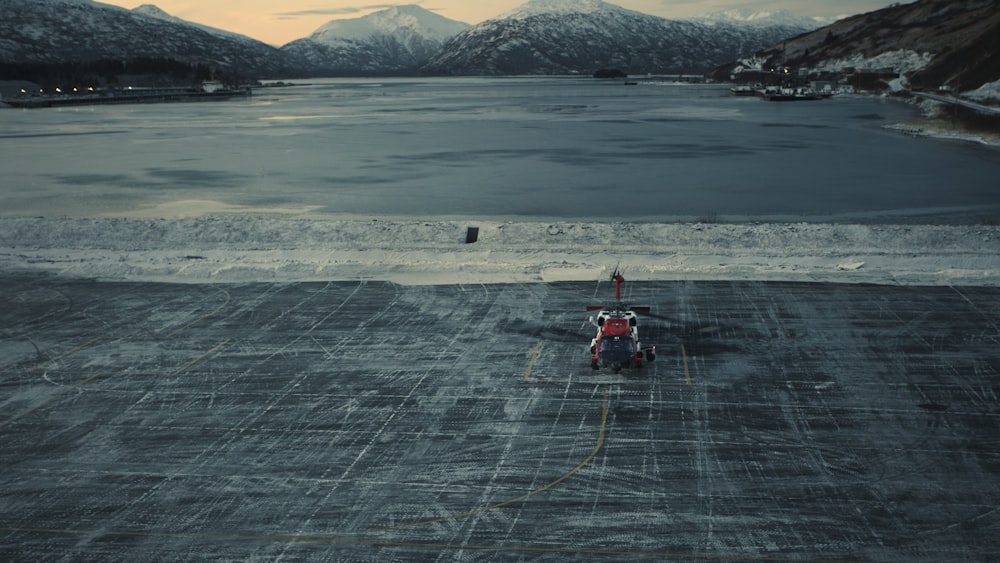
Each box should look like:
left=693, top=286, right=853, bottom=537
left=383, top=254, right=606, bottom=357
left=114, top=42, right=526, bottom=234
left=97, top=0, right=905, bottom=46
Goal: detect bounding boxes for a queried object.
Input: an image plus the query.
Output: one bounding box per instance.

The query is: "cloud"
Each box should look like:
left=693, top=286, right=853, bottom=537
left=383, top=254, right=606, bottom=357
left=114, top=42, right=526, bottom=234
left=274, top=2, right=422, bottom=19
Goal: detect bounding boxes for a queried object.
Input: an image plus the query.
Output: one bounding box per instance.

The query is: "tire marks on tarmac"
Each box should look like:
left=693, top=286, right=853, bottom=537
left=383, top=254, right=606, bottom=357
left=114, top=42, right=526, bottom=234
left=2, top=278, right=1000, bottom=562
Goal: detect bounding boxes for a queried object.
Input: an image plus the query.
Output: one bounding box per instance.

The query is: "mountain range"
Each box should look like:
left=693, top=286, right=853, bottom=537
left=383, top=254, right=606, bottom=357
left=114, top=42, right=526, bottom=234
left=0, top=0, right=820, bottom=77
left=0, top=0, right=294, bottom=75
left=1, top=0, right=997, bottom=94
left=421, top=1, right=816, bottom=75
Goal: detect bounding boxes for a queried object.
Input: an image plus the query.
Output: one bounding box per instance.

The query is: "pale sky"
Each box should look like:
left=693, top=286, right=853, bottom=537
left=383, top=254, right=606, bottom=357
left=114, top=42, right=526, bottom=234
left=95, top=0, right=905, bottom=46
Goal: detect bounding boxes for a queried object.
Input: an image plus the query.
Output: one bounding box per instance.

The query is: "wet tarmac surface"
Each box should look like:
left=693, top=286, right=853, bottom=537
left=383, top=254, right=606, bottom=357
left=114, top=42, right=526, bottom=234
left=2, top=274, right=998, bottom=561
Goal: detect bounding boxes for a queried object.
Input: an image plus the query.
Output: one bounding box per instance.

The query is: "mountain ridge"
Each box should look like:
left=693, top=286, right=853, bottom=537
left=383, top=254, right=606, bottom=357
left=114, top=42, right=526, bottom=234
left=280, top=4, right=469, bottom=75
left=4, top=0, right=992, bottom=92
left=421, top=0, right=813, bottom=75
left=0, top=0, right=291, bottom=76
left=0, top=0, right=826, bottom=77
left=717, top=0, right=1000, bottom=94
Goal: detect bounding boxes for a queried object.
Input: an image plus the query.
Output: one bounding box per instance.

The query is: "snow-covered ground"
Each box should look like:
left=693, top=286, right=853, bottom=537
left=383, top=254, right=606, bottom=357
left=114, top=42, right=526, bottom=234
left=816, top=49, right=935, bottom=77
left=2, top=210, right=997, bottom=286
left=965, top=79, right=1000, bottom=102
left=886, top=92, right=1000, bottom=146
left=3, top=79, right=996, bottom=287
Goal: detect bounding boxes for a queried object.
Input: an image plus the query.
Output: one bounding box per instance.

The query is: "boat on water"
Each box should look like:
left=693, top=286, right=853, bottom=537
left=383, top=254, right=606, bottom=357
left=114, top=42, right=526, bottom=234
left=2, top=84, right=251, bottom=109
left=759, top=85, right=824, bottom=101
left=729, top=85, right=757, bottom=96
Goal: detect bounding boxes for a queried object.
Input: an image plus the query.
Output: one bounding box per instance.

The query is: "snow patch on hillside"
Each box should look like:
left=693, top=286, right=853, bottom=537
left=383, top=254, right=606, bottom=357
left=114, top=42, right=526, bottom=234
left=690, top=9, right=830, bottom=30
left=816, top=49, right=934, bottom=75
left=964, top=79, right=1000, bottom=102
left=309, top=4, right=468, bottom=44
left=2, top=214, right=996, bottom=287
left=502, top=0, right=615, bottom=19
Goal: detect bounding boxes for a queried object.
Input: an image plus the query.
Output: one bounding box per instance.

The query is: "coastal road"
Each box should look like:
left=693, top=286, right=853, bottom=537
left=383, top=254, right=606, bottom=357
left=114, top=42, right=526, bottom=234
left=1, top=275, right=998, bottom=561
left=913, top=91, right=1000, bottom=116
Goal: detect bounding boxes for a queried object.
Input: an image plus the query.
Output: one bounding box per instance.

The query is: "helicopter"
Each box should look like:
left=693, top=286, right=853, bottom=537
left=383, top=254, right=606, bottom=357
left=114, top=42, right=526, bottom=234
left=587, top=269, right=656, bottom=372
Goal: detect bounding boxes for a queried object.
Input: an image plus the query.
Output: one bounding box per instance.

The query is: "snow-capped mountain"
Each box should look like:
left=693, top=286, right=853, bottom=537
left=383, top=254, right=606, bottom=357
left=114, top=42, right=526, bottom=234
left=422, top=0, right=813, bottom=75
left=0, top=0, right=292, bottom=75
left=10, top=0, right=983, bottom=86
left=500, top=0, right=617, bottom=18
left=281, top=5, right=469, bottom=75
left=308, top=4, right=468, bottom=44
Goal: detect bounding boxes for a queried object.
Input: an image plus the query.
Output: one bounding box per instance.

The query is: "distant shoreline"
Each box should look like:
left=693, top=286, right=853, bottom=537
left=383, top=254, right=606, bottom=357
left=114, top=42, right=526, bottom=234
left=884, top=118, right=1000, bottom=147
left=887, top=94, right=1000, bottom=147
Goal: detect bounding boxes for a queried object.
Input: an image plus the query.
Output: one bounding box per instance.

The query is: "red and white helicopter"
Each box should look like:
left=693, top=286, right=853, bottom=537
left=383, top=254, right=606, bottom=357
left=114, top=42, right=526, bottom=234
left=587, top=269, right=656, bottom=372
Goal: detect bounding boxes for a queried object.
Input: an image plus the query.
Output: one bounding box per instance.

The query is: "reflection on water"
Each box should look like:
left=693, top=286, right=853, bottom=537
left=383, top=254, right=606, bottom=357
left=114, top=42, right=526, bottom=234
left=2, top=77, right=998, bottom=222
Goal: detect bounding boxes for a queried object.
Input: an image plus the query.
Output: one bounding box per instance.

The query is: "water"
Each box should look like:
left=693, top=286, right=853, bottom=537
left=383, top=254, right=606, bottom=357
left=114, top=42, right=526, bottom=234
left=2, top=76, right=998, bottom=222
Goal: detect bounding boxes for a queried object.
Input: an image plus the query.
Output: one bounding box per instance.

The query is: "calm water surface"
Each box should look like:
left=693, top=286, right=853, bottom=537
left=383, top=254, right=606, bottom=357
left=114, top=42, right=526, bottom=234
left=2, top=76, right=998, bottom=222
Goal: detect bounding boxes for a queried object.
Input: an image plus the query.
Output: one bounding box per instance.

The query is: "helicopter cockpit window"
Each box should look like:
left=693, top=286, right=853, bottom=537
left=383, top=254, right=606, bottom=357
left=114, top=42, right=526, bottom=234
left=600, top=337, right=634, bottom=353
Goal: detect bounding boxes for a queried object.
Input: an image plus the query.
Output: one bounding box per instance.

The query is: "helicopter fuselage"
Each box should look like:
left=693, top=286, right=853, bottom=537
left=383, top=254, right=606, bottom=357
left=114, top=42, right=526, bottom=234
left=590, top=308, right=649, bottom=371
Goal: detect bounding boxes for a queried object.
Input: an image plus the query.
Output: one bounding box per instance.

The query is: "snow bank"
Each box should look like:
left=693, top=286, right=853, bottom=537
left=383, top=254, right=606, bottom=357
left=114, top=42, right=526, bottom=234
left=2, top=215, right=997, bottom=286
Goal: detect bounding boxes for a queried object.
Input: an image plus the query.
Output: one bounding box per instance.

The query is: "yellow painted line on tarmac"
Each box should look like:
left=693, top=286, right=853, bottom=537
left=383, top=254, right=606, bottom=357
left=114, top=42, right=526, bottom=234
left=28, top=335, right=108, bottom=374
left=167, top=286, right=232, bottom=338
left=0, top=370, right=107, bottom=430
left=360, top=384, right=610, bottom=534
left=1, top=381, right=858, bottom=562
left=523, top=340, right=542, bottom=382
left=3, top=338, right=231, bottom=428
left=6, top=287, right=233, bottom=427
left=5, top=385, right=613, bottom=537
left=171, top=339, right=232, bottom=376
left=681, top=344, right=692, bottom=385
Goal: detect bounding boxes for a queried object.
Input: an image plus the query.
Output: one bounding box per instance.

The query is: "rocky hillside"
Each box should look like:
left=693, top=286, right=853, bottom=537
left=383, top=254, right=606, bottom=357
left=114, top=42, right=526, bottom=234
left=0, top=0, right=291, bottom=76
left=728, top=0, right=1000, bottom=92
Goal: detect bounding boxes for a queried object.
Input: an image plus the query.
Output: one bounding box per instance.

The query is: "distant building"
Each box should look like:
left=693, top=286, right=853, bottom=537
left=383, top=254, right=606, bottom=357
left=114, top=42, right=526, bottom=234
left=201, top=81, right=225, bottom=93
left=811, top=80, right=839, bottom=94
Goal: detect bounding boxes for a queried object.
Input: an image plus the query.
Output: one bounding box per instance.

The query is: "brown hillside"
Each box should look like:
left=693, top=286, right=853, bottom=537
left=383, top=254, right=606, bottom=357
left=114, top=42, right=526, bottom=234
left=751, top=0, right=1000, bottom=91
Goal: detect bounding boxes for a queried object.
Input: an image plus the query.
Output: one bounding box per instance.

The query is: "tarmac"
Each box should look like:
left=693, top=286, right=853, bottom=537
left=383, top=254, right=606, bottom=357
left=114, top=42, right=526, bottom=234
left=1, top=273, right=998, bottom=561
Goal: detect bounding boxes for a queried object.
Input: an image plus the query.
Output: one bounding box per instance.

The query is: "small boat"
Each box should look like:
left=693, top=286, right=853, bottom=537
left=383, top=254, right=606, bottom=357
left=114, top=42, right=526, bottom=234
left=730, top=85, right=756, bottom=96
left=760, top=86, right=823, bottom=101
